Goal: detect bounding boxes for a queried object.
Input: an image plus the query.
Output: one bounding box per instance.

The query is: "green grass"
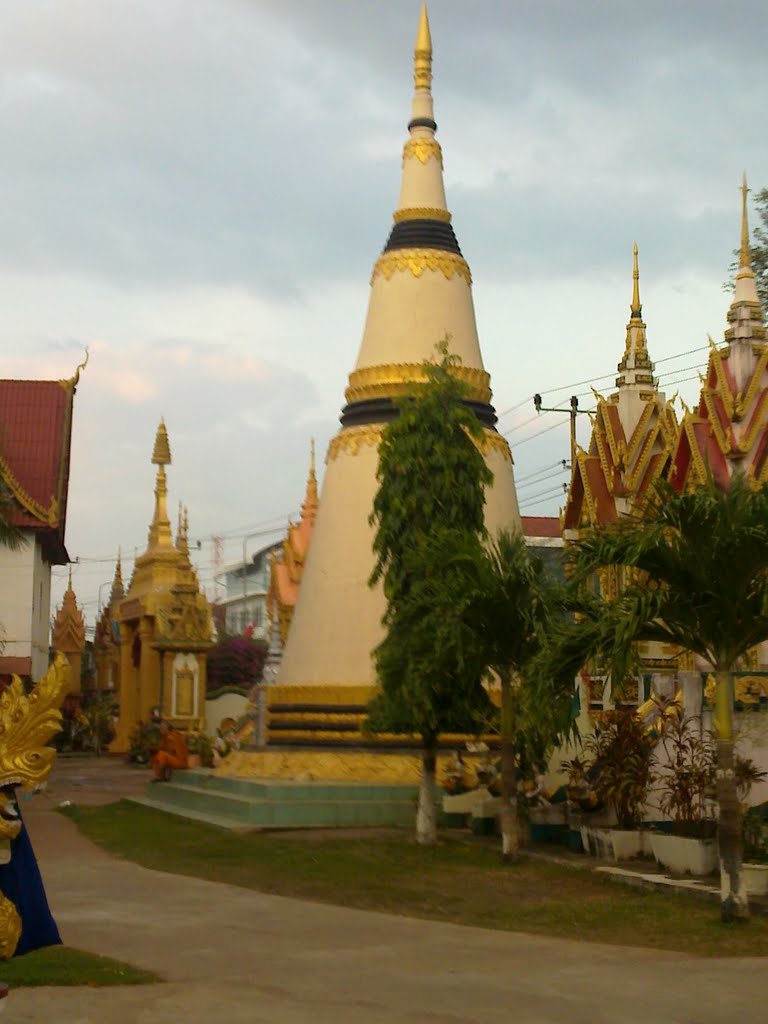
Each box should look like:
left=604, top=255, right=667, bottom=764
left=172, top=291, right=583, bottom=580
left=0, top=945, right=160, bottom=987
left=63, top=800, right=768, bottom=958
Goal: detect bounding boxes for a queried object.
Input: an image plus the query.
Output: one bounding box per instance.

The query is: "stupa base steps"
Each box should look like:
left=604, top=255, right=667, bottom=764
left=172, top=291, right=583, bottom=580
left=131, top=767, right=420, bottom=831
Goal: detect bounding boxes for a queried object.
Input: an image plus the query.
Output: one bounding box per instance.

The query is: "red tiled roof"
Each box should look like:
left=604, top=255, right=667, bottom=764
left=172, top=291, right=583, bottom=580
left=520, top=515, right=561, bottom=539
left=0, top=379, right=75, bottom=563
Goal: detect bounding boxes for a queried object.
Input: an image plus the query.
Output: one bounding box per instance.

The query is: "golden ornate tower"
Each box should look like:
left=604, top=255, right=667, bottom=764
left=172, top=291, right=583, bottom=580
left=277, top=5, right=520, bottom=693
left=112, top=421, right=213, bottom=751
left=51, top=568, right=86, bottom=696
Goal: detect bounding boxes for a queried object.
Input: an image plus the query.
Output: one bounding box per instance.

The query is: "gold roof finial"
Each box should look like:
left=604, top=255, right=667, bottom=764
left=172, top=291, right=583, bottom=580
left=631, top=241, right=642, bottom=318
left=414, top=2, right=432, bottom=92
left=151, top=418, right=171, bottom=466
left=304, top=438, right=319, bottom=511
left=739, top=172, right=752, bottom=273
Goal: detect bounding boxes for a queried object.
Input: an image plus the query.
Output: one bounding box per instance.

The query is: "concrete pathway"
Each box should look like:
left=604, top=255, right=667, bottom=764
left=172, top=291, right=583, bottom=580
left=5, top=759, right=767, bottom=1023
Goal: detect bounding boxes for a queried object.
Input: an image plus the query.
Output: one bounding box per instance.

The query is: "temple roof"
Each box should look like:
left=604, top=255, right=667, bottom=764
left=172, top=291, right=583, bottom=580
left=670, top=178, right=768, bottom=491
left=52, top=570, right=86, bottom=655
left=563, top=247, right=678, bottom=530
left=268, top=442, right=320, bottom=644
left=0, top=373, right=80, bottom=563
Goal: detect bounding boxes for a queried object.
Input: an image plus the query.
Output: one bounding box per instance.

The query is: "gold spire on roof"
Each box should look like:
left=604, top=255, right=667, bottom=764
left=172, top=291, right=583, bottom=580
left=302, top=439, right=319, bottom=514
left=630, top=241, right=642, bottom=318
left=152, top=419, right=171, bottom=466
left=739, top=172, right=752, bottom=273
left=147, top=419, right=173, bottom=549
left=414, top=3, right=432, bottom=92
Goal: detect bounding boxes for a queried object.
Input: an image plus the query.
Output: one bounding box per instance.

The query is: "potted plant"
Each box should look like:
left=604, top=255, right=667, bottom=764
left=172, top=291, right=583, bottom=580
left=572, top=709, right=656, bottom=860
left=651, top=715, right=717, bottom=874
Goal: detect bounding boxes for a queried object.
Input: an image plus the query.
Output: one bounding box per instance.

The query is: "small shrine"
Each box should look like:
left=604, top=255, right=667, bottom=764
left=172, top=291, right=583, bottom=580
left=111, top=421, right=213, bottom=751
left=51, top=569, right=86, bottom=696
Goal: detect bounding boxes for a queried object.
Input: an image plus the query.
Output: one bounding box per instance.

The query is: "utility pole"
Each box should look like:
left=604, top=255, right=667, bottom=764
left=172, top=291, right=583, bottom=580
left=533, top=394, right=592, bottom=473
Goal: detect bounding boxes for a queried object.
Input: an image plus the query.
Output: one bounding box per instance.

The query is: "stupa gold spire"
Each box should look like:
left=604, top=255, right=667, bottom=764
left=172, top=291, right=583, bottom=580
left=413, top=3, right=432, bottom=92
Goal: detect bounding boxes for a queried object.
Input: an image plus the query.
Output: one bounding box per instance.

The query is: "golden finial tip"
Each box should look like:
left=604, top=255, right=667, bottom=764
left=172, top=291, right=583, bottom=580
left=739, top=173, right=753, bottom=272
left=413, top=2, right=432, bottom=92
left=630, top=242, right=642, bottom=318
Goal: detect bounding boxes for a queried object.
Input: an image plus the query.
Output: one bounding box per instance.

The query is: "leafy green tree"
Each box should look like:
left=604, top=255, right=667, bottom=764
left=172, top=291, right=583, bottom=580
left=728, top=186, right=768, bottom=308
left=368, top=342, right=493, bottom=845
left=548, top=474, right=768, bottom=922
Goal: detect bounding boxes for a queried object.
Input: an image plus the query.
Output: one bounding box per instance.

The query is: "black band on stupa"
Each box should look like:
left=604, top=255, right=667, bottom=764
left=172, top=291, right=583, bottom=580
left=407, top=117, right=437, bottom=131
left=339, top=396, right=498, bottom=430
left=383, top=219, right=462, bottom=255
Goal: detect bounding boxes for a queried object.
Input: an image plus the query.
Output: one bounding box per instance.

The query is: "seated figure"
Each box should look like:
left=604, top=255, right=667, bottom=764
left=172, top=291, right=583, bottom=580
left=151, top=721, right=189, bottom=782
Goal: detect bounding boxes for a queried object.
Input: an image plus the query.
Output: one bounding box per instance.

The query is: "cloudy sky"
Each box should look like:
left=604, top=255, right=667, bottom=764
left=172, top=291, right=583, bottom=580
left=0, top=0, right=765, bottom=627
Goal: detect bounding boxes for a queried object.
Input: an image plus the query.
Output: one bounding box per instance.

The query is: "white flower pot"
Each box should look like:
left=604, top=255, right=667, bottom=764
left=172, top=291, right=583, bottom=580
left=743, top=863, right=768, bottom=895
left=581, top=826, right=651, bottom=861
left=650, top=833, right=717, bottom=875
left=442, top=787, right=491, bottom=815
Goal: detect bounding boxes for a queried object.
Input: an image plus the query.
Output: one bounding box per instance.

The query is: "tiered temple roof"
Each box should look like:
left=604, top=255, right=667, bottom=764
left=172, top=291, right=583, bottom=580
left=268, top=442, right=319, bottom=644
left=671, top=177, right=768, bottom=490
left=563, top=245, right=679, bottom=531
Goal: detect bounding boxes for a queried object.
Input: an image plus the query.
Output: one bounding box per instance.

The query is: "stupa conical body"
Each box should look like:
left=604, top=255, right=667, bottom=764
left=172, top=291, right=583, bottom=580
left=277, top=6, right=521, bottom=690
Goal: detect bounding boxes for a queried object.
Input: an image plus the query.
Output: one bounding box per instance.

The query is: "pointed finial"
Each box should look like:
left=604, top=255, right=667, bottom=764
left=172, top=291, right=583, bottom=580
left=739, top=172, right=752, bottom=272
left=304, top=438, right=319, bottom=511
left=151, top=418, right=171, bottom=466
left=414, top=3, right=432, bottom=92
left=631, top=242, right=642, bottom=318
left=67, top=565, right=73, bottom=589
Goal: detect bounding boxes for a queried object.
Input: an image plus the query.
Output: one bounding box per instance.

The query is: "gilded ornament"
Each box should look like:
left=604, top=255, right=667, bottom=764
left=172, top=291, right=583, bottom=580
left=0, top=456, right=59, bottom=527
left=326, top=425, right=384, bottom=463
left=0, top=893, right=21, bottom=961
left=402, top=138, right=443, bottom=167
left=371, top=249, right=471, bottom=286
left=0, top=655, right=70, bottom=791
left=345, top=363, right=491, bottom=405
left=393, top=207, right=451, bottom=224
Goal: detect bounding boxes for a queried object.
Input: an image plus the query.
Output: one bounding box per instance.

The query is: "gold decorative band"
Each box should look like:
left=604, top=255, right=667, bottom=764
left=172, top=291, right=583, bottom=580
left=345, top=363, right=492, bottom=405
left=326, top=424, right=511, bottom=465
left=371, top=248, right=472, bottom=286
left=477, top=429, right=513, bottom=464
left=393, top=207, right=451, bottom=224
left=326, top=425, right=384, bottom=463
left=402, top=138, right=443, bottom=167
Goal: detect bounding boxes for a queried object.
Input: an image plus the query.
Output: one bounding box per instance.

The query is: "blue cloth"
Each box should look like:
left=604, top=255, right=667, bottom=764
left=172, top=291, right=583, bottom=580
left=0, top=806, right=61, bottom=957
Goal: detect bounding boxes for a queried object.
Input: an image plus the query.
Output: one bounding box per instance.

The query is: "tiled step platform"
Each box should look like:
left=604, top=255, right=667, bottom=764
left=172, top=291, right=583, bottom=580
left=130, top=769, right=419, bottom=830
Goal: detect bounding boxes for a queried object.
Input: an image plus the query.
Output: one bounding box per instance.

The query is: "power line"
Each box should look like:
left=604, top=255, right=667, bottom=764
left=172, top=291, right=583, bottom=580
left=517, top=467, right=570, bottom=491
left=515, top=459, right=569, bottom=484
left=496, top=343, right=711, bottom=421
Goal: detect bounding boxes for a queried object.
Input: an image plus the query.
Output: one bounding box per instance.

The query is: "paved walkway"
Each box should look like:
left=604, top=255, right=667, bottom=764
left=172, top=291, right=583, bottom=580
left=6, top=758, right=768, bottom=1023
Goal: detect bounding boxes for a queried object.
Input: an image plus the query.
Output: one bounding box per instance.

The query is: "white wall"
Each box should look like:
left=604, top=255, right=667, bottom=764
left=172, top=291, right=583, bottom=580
left=0, top=534, right=53, bottom=681
left=205, top=691, right=249, bottom=737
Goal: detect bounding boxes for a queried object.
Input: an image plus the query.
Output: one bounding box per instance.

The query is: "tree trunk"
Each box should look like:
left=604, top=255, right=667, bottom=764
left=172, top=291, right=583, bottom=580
left=714, top=670, right=749, bottom=922
left=416, top=742, right=438, bottom=845
left=499, top=673, right=519, bottom=863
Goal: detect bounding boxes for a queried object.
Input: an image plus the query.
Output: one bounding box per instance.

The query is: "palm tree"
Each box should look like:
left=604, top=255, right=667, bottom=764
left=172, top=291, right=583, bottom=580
left=553, top=473, right=768, bottom=921
left=465, top=530, right=574, bottom=861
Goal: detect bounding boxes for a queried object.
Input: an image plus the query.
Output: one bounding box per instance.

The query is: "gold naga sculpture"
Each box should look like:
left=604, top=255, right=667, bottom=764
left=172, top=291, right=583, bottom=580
left=0, top=654, right=69, bottom=959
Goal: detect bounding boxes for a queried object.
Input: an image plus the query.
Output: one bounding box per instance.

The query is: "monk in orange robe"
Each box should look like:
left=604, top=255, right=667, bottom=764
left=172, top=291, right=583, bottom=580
left=151, top=721, right=189, bottom=782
